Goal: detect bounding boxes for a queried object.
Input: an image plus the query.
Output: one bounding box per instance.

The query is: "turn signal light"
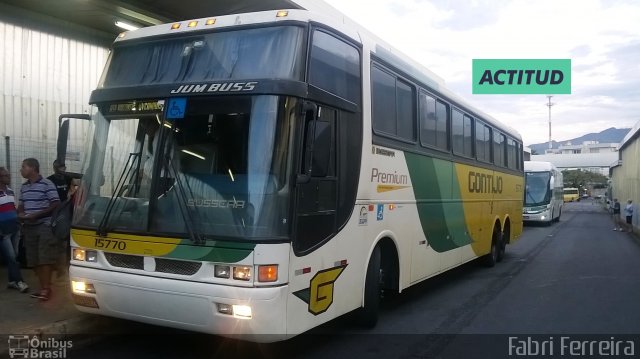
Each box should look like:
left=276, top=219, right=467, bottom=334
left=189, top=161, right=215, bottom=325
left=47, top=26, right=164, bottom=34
left=258, top=265, right=278, bottom=282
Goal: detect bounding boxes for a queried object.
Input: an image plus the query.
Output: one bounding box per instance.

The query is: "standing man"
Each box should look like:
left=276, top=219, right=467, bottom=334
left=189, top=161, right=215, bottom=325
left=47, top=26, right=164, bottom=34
left=47, top=160, right=73, bottom=202
left=624, top=199, right=634, bottom=233
left=18, top=158, right=60, bottom=301
left=0, top=167, right=29, bottom=292
left=48, top=159, right=74, bottom=276
left=612, top=198, right=622, bottom=231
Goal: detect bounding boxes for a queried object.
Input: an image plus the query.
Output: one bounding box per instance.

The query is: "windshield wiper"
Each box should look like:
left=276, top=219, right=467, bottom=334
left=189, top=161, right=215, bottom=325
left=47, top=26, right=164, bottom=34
left=161, top=153, right=205, bottom=245
left=96, top=152, right=141, bottom=236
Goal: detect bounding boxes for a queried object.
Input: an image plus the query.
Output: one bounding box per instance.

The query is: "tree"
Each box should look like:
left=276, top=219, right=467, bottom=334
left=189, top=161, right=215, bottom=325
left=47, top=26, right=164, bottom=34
left=561, top=169, right=608, bottom=188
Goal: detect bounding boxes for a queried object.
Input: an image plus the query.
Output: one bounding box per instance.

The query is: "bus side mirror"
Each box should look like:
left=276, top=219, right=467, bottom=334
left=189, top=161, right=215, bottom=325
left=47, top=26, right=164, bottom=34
left=297, top=102, right=318, bottom=184
left=549, top=176, right=555, bottom=188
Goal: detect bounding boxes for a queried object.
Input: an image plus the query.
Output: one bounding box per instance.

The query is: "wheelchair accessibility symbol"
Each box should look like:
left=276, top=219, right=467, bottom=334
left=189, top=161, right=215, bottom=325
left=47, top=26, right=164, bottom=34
left=166, top=98, right=187, bottom=119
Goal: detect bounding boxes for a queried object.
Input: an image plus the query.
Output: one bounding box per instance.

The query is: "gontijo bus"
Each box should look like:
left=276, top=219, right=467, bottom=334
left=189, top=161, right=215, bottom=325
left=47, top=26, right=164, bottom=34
left=523, top=161, right=563, bottom=223
left=65, top=1, right=524, bottom=342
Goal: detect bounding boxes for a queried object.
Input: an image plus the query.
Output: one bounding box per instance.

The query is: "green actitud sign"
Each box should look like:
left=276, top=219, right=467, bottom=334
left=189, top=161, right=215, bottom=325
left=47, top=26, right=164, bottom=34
left=472, top=59, right=571, bottom=94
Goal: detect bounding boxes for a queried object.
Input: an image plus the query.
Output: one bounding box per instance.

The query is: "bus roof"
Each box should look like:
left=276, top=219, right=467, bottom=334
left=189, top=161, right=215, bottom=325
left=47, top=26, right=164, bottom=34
left=112, top=0, right=521, bottom=141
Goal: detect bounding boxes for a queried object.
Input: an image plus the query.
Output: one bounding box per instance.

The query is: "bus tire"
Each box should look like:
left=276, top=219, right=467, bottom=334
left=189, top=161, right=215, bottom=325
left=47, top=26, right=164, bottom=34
left=497, top=225, right=508, bottom=262
left=355, top=245, right=382, bottom=328
left=483, top=226, right=500, bottom=267
left=555, top=209, right=561, bottom=222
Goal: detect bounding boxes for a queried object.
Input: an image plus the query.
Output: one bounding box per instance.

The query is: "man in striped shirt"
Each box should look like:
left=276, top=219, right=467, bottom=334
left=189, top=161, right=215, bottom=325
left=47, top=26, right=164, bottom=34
left=18, top=158, right=60, bottom=301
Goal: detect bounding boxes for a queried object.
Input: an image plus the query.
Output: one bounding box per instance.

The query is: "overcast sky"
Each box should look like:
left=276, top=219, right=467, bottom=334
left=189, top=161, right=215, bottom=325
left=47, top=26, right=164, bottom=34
left=323, top=0, right=640, bottom=146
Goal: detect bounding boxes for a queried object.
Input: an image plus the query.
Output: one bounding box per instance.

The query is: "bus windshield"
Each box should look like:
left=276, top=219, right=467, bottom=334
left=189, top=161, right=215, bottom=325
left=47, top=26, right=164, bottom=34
left=73, top=95, right=297, bottom=240
left=525, top=171, right=551, bottom=206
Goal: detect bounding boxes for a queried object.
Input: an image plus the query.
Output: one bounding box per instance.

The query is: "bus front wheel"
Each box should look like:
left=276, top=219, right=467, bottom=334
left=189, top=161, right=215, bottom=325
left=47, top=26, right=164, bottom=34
left=355, top=245, right=382, bottom=328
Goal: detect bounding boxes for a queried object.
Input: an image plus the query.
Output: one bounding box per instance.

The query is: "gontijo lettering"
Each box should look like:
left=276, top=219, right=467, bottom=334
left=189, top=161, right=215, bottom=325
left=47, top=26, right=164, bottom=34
left=472, top=59, right=571, bottom=94
left=468, top=171, right=503, bottom=194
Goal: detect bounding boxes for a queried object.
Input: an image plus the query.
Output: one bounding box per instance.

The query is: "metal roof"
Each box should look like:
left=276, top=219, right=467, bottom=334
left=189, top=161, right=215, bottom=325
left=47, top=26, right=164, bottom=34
left=0, top=0, right=302, bottom=46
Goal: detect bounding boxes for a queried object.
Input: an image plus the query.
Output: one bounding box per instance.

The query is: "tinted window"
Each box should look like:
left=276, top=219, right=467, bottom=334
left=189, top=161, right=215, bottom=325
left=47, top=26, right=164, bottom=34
left=419, top=92, right=437, bottom=147
left=397, top=80, right=416, bottom=141
left=476, top=121, right=492, bottom=162
left=493, top=132, right=506, bottom=167
left=452, top=110, right=473, bottom=157
left=309, top=31, right=361, bottom=103
left=372, top=66, right=396, bottom=135
left=452, top=109, right=464, bottom=154
left=463, top=115, right=473, bottom=157
left=435, top=101, right=449, bottom=150
left=420, top=93, right=448, bottom=150
left=311, top=108, right=336, bottom=177
left=371, top=66, right=416, bottom=141
left=507, top=138, right=518, bottom=169
left=104, top=26, right=305, bottom=87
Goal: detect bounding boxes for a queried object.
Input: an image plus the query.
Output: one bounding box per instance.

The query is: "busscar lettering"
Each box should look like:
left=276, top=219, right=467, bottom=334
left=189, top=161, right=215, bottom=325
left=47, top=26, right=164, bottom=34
left=478, top=70, right=563, bottom=85
left=187, top=199, right=246, bottom=209
left=371, top=168, right=408, bottom=185
left=468, top=171, right=503, bottom=194
left=170, top=82, right=258, bottom=94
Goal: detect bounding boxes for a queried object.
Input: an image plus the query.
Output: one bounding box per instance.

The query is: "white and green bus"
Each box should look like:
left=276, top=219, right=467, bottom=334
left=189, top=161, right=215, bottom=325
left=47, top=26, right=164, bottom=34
left=523, top=161, right=563, bottom=224
left=64, top=1, right=523, bottom=342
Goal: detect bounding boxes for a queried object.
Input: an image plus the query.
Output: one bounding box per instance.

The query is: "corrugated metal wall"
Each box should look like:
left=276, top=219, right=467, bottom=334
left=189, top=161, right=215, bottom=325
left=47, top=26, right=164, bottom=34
left=611, top=129, right=640, bottom=232
left=0, top=20, right=109, bottom=193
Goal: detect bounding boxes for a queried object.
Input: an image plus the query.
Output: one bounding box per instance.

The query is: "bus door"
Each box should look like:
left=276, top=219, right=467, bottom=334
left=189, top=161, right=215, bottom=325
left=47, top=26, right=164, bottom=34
left=56, top=114, right=91, bottom=180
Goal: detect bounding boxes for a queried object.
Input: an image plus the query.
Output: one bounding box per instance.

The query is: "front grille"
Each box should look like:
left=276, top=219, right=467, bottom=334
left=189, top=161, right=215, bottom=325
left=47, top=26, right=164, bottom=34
left=155, top=258, right=202, bottom=275
left=104, top=252, right=144, bottom=270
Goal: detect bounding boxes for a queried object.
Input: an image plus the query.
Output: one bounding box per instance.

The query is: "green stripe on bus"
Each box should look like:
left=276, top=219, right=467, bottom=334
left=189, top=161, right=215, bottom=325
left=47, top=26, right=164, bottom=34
left=405, top=153, right=471, bottom=252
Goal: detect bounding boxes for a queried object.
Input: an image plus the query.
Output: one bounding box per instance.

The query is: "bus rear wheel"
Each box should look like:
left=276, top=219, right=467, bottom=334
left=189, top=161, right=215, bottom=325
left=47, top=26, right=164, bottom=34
left=355, top=245, right=381, bottom=328
left=497, top=225, right=509, bottom=262
left=483, top=226, right=500, bottom=267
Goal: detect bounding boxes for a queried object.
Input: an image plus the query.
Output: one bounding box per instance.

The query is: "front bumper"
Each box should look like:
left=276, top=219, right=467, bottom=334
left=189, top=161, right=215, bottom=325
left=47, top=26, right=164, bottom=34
left=70, top=265, right=289, bottom=342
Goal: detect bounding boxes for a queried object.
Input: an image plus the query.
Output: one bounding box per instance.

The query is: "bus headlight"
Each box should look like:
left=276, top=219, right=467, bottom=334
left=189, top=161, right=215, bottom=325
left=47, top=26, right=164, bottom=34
left=72, top=281, right=96, bottom=294
left=214, top=265, right=231, bottom=279
left=232, top=305, right=252, bottom=319
left=72, top=248, right=98, bottom=262
left=233, top=266, right=251, bottom=281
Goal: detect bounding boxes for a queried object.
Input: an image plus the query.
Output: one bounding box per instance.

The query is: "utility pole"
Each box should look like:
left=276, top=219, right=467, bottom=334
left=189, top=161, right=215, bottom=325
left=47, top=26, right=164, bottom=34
left=546, top=96, right=555, bottom=150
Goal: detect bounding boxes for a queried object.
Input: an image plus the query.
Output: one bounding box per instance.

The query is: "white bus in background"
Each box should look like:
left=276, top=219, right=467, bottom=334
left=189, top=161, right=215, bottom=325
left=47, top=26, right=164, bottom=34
left=523, top=161, right=563, bottom=224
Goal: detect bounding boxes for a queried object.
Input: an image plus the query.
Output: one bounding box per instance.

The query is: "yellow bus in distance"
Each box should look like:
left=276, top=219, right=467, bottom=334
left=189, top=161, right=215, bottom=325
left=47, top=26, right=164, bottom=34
left=563, top=187, right=580, bottom=202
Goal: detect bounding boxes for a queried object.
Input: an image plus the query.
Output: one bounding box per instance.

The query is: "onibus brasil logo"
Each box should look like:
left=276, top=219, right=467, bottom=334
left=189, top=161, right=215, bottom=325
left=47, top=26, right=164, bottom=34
left=7, top=335, right=72, bottom=359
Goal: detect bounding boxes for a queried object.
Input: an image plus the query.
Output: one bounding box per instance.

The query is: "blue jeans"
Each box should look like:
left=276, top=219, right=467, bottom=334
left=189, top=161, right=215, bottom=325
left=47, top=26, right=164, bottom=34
left=1, top=232, right=24, bottom=283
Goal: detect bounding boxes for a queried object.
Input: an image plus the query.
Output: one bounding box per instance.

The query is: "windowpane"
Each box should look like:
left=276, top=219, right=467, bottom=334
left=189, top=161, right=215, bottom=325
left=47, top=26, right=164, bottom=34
left=463, top=115, right=473, bottom=157
left=309, top=31, right=361, bottom=103
left=493, top=132, right=506, bottom=166
left=452, top=109, right=464, bottom=155
left=396, top=80, right=416, bottom=141
left=372, top=66, right=396, bottom=135
left=476, top=122, right=492, bottom=162
left=435, top=101, right=448, bottom=150
left=507, top=138, right=517, bottom=169
left=419, top=93, right=437, bottom=148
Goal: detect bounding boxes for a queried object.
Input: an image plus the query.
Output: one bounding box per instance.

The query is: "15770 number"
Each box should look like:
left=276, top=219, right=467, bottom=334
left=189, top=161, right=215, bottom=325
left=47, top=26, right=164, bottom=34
left=94, top=238, right=127, bottom=251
